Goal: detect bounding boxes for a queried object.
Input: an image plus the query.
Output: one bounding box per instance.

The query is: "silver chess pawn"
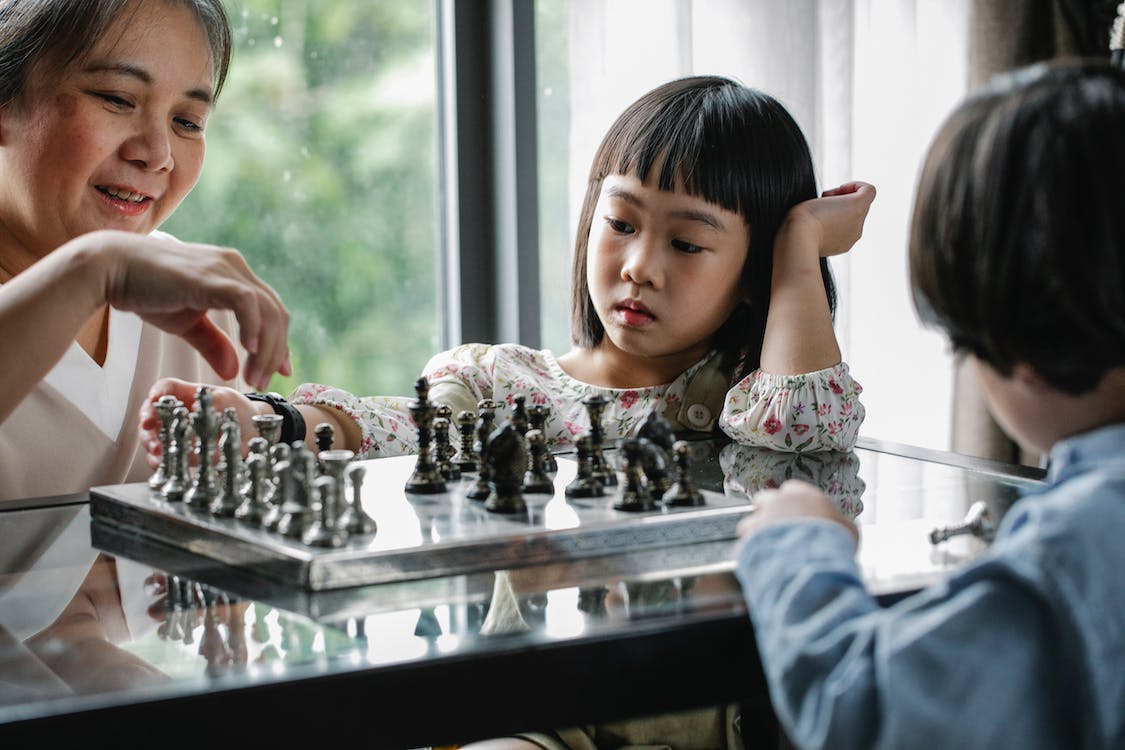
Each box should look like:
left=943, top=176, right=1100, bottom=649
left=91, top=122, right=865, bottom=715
left=210, top=410, right=243, bottom=517
left=184, top=386, right=220, bottom=510
left=161, top=405, right=192, bottom=502
left=149, top=395, right=181, bottom=490
left=302, top=475, right=345, bottom=548
left=336, top=463, right=376, bottom=536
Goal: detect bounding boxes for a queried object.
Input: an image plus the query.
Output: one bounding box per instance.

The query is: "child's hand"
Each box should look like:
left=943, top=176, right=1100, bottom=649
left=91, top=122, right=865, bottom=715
left=783, top=181, right=876, bottom=258
left=737, top=479, right=859, bottom=544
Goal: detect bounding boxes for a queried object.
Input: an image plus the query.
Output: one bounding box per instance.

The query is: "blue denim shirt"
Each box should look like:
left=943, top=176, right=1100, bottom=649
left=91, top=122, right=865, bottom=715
left=735, top=422, right=1125, bottom=750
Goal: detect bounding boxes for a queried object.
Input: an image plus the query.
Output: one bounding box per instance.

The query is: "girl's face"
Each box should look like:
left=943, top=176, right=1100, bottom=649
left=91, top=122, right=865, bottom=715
left=0, top=1, right=213, bottom=260
left=586, top=173, right=750, bottom=380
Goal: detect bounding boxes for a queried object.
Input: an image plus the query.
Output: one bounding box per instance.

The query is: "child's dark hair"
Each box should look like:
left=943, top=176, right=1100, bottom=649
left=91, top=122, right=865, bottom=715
left=910, top=59, right=1125, bottom=394
left=569, top=75, right=836, bottom=384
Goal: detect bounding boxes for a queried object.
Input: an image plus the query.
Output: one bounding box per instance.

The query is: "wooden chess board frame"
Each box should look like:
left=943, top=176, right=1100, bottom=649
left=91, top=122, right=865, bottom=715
left=89, top=454, right=752, bottom=591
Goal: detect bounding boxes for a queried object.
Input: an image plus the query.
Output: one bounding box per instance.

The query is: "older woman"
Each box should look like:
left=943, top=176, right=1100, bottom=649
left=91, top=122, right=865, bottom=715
left=0, top=0, right=290, bottom=502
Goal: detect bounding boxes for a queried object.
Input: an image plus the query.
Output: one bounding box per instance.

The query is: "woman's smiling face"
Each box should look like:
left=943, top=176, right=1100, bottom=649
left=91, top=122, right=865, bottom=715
left=0, top=0, right=215, bottom=258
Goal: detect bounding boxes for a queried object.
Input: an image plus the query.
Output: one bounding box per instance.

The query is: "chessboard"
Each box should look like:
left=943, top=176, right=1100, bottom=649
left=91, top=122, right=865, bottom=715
left=89, top=381, right=751, bottom=591
left=90, top=452, right=749, bottom=591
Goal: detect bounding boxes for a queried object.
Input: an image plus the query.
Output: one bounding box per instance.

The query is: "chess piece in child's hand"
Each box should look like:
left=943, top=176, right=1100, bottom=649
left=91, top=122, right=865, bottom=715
left=736, top=479, right=858, bottom=544
left=782, top=181, right=876, bottom=258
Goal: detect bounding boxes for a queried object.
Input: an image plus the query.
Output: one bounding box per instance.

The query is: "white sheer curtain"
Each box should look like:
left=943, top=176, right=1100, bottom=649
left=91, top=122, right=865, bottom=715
left=558, top=0, right=971, bottom=452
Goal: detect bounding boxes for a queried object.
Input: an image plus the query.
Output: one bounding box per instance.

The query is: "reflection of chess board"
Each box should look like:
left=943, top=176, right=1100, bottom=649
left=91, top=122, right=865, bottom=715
left=90, top=455, right=751, bottom=591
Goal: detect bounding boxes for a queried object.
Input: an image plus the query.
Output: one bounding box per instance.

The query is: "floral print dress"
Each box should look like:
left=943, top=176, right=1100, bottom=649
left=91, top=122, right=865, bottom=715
left=289, top=343, right=864, bottom=459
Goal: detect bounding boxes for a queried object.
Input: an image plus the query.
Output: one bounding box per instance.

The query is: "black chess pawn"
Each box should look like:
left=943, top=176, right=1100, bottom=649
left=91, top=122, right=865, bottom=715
left=615, top=437, right=656, bottom=512
left=662, top=440, right=704, bottom=506
left=637, top=438, right=672, bottom=498
left=455, top=410, right=479, bottom=473
left=565, top=434, right=605, bottom=498
left=466, top=404, right=501, bottom=501
left=510, top=395, right=529, bottom=437
left=404, top=377, right=447, bottom=494
left=484, top=423, right=528, bottom=514
left=433, top=416, right=460, bottom=480
left=522, top=429, right=554, bottom=494
left=581, top=394, right=617, bottom=487
left=527, top=403, right=557, bottom=473
left=315, top=422, right=335, bottom=454
left=149, top=395, right=181, bottom=490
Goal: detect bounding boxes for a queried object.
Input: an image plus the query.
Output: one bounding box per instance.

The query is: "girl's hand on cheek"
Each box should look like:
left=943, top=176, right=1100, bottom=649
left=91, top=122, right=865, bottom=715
left=784, top=181, right=876, bottom=258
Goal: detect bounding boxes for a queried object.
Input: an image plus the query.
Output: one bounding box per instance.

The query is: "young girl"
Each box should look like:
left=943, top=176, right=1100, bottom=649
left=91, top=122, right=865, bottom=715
left=142, top=76, right=871, bottom=462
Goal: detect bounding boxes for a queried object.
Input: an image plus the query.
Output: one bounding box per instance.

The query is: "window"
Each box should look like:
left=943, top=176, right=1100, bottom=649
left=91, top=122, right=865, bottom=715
left=164, top=0, right=441, bottom=398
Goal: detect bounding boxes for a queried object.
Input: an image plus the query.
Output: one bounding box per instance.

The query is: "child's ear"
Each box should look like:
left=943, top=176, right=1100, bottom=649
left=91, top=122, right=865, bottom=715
left=1010, top=362, right=1050, bottom=393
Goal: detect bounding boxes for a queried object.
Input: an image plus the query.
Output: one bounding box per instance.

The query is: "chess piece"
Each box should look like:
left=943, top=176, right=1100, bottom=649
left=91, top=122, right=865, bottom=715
left=302, top=475, right=345, bottom=548
left=243, top=436, right=274, bottom=504
left=210, top=411, right=243, bottom=517
left=466, top=403, right=502, bottom=500
left=510, top=396, right=529, bottom=436
left=522, top=429, right=554, bottom=494
left=184, top=386, right=220, bottom=510
left=929, top=501, right=996, bottom=545
left=277, top=444, right=317, bottom=538
left=261, top=457, right=293, bottom=531
left=433, top=416, right=460, bottom=480
left=319, top=449, right=355, bottom=525
left=615, top=437, right=656, bottom=512
left=315, top=422, right=334, bottom=454
left=404, top=377, right=447, bottom=494
left=235, top=452, right=271, bottom=523
left=252, top=412, right=284, bottom=448
left=484, top=423, right=528, bottom=514
left=581, top=394, right=617, bottom=487
left=637, top=438, right=672, bottom=497
left=161, top=406, right=191, bottom=502
left=662, top=440, right=705, bottom=506
left=149, top=395, right=181, bottom=490
left=565, top=434, right=605, bottom=498
left=455, top=410, right=479, bottom=473
left=527, top=403, right=557, bottom=473
left=336, top=463, right=376, bottom=535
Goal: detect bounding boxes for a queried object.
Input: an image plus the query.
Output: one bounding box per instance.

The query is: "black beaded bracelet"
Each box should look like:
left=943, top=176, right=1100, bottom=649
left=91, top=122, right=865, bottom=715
left=245, top=391, right=307, bottom=445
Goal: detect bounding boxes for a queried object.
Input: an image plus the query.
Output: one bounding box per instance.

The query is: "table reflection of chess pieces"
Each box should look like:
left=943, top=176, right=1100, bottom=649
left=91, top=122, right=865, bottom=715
left=405, top=377, right=447, bottom=494
left=148, top=393, right=374, bottom=548
left=929, top=501, right=996, bottom=545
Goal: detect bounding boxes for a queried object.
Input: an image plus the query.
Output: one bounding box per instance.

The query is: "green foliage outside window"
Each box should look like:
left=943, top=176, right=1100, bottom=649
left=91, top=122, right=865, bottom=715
left=163, top=0, right=440, bottom=399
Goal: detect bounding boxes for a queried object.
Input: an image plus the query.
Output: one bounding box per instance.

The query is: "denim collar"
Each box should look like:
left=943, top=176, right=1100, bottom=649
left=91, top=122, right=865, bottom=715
left=1047, top=421, right=1125, bottom=485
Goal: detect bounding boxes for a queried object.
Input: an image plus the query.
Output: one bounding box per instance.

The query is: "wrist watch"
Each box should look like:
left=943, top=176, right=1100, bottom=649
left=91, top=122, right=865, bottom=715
left=244, top=391, right=307, bottom=445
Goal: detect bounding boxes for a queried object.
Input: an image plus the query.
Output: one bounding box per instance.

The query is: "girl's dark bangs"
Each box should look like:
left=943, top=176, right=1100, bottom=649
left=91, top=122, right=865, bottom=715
left=600, top=93, right=745, bottom=216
